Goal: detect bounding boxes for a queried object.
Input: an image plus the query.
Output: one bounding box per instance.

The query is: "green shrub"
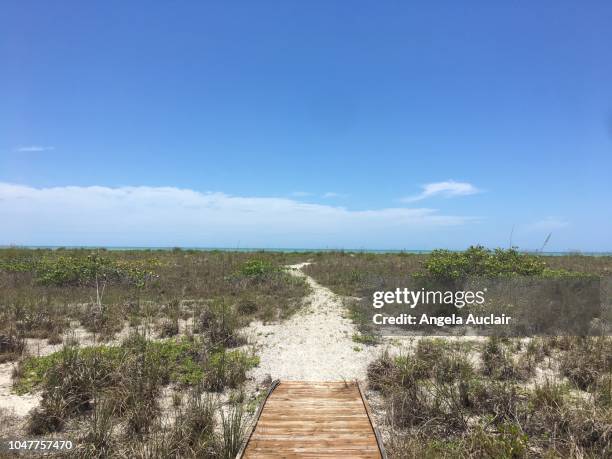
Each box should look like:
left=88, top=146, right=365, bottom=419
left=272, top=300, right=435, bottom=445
left=16, top=337, right=203, bottom=394
left=410, top=340, right=474, bottom=384
left=20, top=336, right=258, bottom=440
left=196, top=300, right=245, bottom=347
left=422, top=246, right=548, bottom=281
left=203, top=349, right=259, bottom=391
left=433, top=352, right=474, bottom=385
left=387, top=425, right=528, bottom=459
left=468, top=379, right=524, bottom=423
left=481, top=337, right=522, bottom=381
left=25, top=345, right=119, bottom=434
left=466, top=423, right=528, bottom=459
left=367, top=352, right=397, bottom=391
left=528, top=382, right=567, bottom=410
left=219, top=403, right=247, bottom=459
left=1, top=252, right=158, bottom=287
left=238, top=259, right=279, bottom=277
left=170, top=388, right=217, bottom=454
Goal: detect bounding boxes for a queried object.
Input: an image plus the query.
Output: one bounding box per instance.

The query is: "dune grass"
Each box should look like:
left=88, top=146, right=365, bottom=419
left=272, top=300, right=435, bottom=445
left=0, top=248, right=310, bottom=345
left=1, top=247, right=610, bottom=457
left=0, top=248, right=310, bottom=457
left=306, top=248, right=611, bottom=457
left=368, top=336, right=611, bottom=458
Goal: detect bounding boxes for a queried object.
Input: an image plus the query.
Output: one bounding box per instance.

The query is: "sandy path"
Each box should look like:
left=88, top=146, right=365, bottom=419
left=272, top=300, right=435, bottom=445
left=245, top=263, right=383, bottom=382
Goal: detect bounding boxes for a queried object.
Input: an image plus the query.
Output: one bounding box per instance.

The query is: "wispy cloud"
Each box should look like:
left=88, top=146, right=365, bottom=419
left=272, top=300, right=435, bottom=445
left=322, top=192, right=348, bottom=198
left=0, top=183, right=478, bottom=247
left=401, top=180, right=481, bottom=202
left=290, top=191, right=312, bottom=197
left=15, top=145, right=55, bottom=152
left=523, top=217, right=569, bottom=232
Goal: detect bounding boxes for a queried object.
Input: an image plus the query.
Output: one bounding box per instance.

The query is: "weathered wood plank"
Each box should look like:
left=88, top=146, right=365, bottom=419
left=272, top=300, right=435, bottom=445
left=239, top=381, right=384, bottom=458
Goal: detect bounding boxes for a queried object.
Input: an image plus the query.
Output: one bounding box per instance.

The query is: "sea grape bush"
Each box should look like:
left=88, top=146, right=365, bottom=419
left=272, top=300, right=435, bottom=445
left=0, top=252, right=159, bottom=287
left=422, top=246, right=554, bottom=280
left=238, top=259, right=280, bottom=277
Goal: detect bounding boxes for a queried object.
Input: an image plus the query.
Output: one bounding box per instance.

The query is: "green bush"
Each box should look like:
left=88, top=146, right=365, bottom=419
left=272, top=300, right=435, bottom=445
left=466, top=423, right=528, bottom=459
left=203, top=349, right=259, bottom=391
left=0, top=252, right=159, bottom=287
left=220, top=403, right=247, bottom=458
left=170, top=388, right=217, bottom=453
left=25, top=345, right=119, bottom=433
left=196, top=300, right=245, bottom=347
left=481, top=337, right=522, bottom=381
left=238, top=259, right=279, bottom=277
left=422, top=246, right=547, bottom=281
left=16, top=335, right=259, bottom=398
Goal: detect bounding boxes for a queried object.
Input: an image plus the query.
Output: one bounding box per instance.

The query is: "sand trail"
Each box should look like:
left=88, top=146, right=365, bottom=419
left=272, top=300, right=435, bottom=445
left=245, top=262, right=382, bottom=382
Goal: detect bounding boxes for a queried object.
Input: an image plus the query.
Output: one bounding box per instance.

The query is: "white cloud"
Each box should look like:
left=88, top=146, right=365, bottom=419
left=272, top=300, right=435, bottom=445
left=0, top=183, right=478, bottom=248
left=401, top=180, right=481, bottom=202
left=14, top=145, right=55, bottom=152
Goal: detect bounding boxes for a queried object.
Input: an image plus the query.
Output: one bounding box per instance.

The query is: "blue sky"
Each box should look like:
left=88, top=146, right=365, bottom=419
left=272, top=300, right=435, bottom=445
left=1, top=1, right=611, bottom=250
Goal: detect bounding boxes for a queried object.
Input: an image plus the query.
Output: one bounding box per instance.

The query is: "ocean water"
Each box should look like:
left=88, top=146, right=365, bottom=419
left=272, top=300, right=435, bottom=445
left=4, top=246, right=612, bottom=256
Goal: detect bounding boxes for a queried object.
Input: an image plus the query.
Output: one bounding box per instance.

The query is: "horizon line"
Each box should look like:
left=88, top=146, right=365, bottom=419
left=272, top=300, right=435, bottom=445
left=1, top=245, right=611, bottom=256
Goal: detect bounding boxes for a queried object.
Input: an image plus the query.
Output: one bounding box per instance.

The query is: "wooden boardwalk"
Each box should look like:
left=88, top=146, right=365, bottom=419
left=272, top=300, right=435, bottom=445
left=238, top=381, right=385, bottom=458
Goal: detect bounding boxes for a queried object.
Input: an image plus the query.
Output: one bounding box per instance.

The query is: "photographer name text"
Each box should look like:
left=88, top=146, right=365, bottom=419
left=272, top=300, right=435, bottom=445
left=372, top=287, right=511, bottom=327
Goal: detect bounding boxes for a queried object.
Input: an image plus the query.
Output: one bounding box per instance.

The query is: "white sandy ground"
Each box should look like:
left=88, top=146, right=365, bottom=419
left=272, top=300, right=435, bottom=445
left=244, top=262, right=391, bottom=383
left=0, top=364, right=40, bottom=418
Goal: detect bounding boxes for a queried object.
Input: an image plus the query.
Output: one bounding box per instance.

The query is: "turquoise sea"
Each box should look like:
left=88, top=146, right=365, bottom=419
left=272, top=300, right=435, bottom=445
left=4, top=246, right=612, bottom=256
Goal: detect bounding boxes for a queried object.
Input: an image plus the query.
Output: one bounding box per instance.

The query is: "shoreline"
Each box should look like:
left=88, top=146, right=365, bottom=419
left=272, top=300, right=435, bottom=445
left=2, top=246, right=611, bottom=256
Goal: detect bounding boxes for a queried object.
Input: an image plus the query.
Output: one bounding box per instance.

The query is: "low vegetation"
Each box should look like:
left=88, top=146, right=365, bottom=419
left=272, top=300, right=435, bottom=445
left=1, top=247, right=610, bottom=457
left=368, top=337, right=611, bottom=458
left=306, top=248, right=611, bottom=457
left=4, top=315, right=261, bottom=457
left=0, top=248, right=309, bottom=343
left=303, top=246, right=607, bottom=295
left=303, top=251, right=427, bottom=296
left=307, top=247, right=608, bottom=337
left=0, top=248, right=311, bottom=457
left=15, top=335, right=258, bottom=396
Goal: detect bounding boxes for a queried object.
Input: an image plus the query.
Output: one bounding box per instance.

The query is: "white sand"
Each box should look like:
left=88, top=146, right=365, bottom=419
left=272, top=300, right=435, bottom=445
left=244, top=263, right=384, bottom=383
left=0, top=324, right=133, bottom=420
left=0, top=362, right=41, bottom=417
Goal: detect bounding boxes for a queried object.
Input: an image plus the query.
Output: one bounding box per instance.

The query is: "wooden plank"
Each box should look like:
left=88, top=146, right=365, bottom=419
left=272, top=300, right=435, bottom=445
left=236, top=379, right=280, bottom=459
left=356, top=381, right=388, bottom=459
left=239, top=381, right=384, bottom=458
